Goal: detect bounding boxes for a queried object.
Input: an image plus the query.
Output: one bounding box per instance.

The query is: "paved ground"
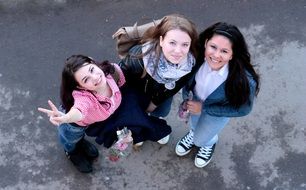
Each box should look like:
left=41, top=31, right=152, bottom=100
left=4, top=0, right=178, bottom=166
left=0, top=0, right=306, bottom=190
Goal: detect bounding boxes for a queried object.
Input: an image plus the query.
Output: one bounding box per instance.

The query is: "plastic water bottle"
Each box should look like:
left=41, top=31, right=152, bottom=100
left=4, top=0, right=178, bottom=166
left=177, top=92, right=193, bottom=123
left=108, top=127, right=133, bottom=162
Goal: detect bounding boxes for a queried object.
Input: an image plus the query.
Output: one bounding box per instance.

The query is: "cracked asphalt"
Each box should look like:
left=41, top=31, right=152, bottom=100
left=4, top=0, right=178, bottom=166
left=0, top=0, right=306, bottom=189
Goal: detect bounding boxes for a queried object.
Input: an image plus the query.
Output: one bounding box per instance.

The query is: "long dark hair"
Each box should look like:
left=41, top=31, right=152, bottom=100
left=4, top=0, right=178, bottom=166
left=60, top=54, right=115, bottom=111
left=197, top=22, right=260, bottom=108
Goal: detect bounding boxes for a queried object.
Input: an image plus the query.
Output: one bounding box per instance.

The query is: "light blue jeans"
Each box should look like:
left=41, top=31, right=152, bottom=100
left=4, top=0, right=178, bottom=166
left=188, top=93, right=230, bottom=147
left=57, top=123, right=86, bottom=153
left=189, top=112, right=230, bottom=147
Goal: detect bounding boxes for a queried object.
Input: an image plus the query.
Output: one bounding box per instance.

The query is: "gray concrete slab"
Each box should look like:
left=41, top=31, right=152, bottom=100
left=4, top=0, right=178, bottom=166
left=0, top=0, right=306, bottom=189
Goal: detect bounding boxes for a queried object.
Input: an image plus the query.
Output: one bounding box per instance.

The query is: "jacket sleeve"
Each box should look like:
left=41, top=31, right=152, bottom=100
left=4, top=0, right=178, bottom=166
left=204, top=77, right=257, bottom=117
left=117, top=45, right=144, bottom=83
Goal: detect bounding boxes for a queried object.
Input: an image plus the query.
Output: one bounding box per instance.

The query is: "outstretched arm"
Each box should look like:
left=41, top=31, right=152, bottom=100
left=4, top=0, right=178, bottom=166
left=38, top=100, right=82, bottom=126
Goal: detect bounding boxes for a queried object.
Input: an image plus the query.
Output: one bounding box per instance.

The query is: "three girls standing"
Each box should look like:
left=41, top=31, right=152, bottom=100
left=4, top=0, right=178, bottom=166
left=39, top=14, right=260, bottom=172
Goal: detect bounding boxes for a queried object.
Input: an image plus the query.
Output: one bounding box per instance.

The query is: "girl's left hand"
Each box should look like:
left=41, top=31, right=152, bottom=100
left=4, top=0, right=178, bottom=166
left=186, top=100, right=202, bottom=115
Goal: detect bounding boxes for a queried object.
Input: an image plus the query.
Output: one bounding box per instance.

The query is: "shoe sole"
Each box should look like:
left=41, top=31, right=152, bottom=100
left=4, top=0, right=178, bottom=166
left=175, top=141, right=192, bottom=156
left=134, top=142, right=144, bottom=146
left=194, top=158, right=211, bottom=168
left=157, top=135, right=170, bottom=145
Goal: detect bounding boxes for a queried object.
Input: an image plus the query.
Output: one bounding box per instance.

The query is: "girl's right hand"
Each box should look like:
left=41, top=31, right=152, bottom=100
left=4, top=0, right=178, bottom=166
left=38, top=100, right=66, bottom=126
left=186, top=100, right=202, bottom=115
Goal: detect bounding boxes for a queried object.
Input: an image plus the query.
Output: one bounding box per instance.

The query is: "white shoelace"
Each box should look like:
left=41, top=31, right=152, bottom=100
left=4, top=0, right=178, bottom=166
left=197, top=146, right=213, bottom=160
left=181, top=131, right=194, bottom=148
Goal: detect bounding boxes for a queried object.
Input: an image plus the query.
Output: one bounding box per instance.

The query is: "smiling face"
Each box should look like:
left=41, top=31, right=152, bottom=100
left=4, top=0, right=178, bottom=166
left=205, top=34, right=233, bottom=71
left=74, top=63, right=106, bottom=91
left=159, top=29, right=191, bottom=64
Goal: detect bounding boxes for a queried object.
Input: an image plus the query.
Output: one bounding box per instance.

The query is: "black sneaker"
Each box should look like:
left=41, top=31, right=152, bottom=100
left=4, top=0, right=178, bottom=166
left=194, top=144, right=216, bottom=168
left=78, top=138, right=99, bottom=161
left=175, top=130, right=194, bottom=156
left=65, top=148, right=92, bottom=173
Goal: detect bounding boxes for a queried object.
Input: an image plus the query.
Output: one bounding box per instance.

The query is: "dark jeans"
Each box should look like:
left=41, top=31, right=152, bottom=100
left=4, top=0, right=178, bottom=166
left=149, top=97, right=173, bottom=118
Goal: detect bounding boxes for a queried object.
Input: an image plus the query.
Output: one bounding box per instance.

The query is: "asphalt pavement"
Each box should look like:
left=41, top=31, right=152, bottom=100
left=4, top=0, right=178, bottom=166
left=0, top=0, right=306, bottom=189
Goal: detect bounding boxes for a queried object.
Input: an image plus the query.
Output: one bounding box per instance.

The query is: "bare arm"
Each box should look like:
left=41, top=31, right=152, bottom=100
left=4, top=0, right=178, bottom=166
left=38, top=100, right=83, bottom=126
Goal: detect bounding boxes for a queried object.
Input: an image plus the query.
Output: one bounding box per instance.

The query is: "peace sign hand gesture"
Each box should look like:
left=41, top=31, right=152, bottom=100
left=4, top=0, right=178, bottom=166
left=38, top=100, right=66, bottom=126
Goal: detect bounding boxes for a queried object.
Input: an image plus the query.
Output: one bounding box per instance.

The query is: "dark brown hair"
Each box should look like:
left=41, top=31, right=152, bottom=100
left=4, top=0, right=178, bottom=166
left=60, top=54, right=115, bottom=111
left=198, top=22, right=260, bottom=108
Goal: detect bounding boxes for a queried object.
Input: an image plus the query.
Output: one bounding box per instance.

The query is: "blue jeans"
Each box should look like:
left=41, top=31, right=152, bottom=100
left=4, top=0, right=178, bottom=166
left=188, top=94, right=230, bottom=147
left=149, top=97, right=173, bottom=118
left=57, top=123, right=86, bottom=153
left=189, top=113, right=230, bottom=147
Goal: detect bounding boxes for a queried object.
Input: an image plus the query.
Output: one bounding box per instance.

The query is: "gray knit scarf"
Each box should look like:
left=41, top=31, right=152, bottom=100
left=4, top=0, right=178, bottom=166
left=142, top=43, right=195, bottom=90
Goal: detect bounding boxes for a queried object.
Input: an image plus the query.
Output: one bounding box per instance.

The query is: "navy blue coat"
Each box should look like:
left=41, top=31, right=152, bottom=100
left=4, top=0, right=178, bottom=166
left=85, top=85, right=172, bottom=148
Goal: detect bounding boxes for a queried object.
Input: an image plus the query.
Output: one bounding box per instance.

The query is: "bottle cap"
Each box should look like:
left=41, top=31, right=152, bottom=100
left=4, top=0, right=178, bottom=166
left=116, top=130, right=122, bottom=136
